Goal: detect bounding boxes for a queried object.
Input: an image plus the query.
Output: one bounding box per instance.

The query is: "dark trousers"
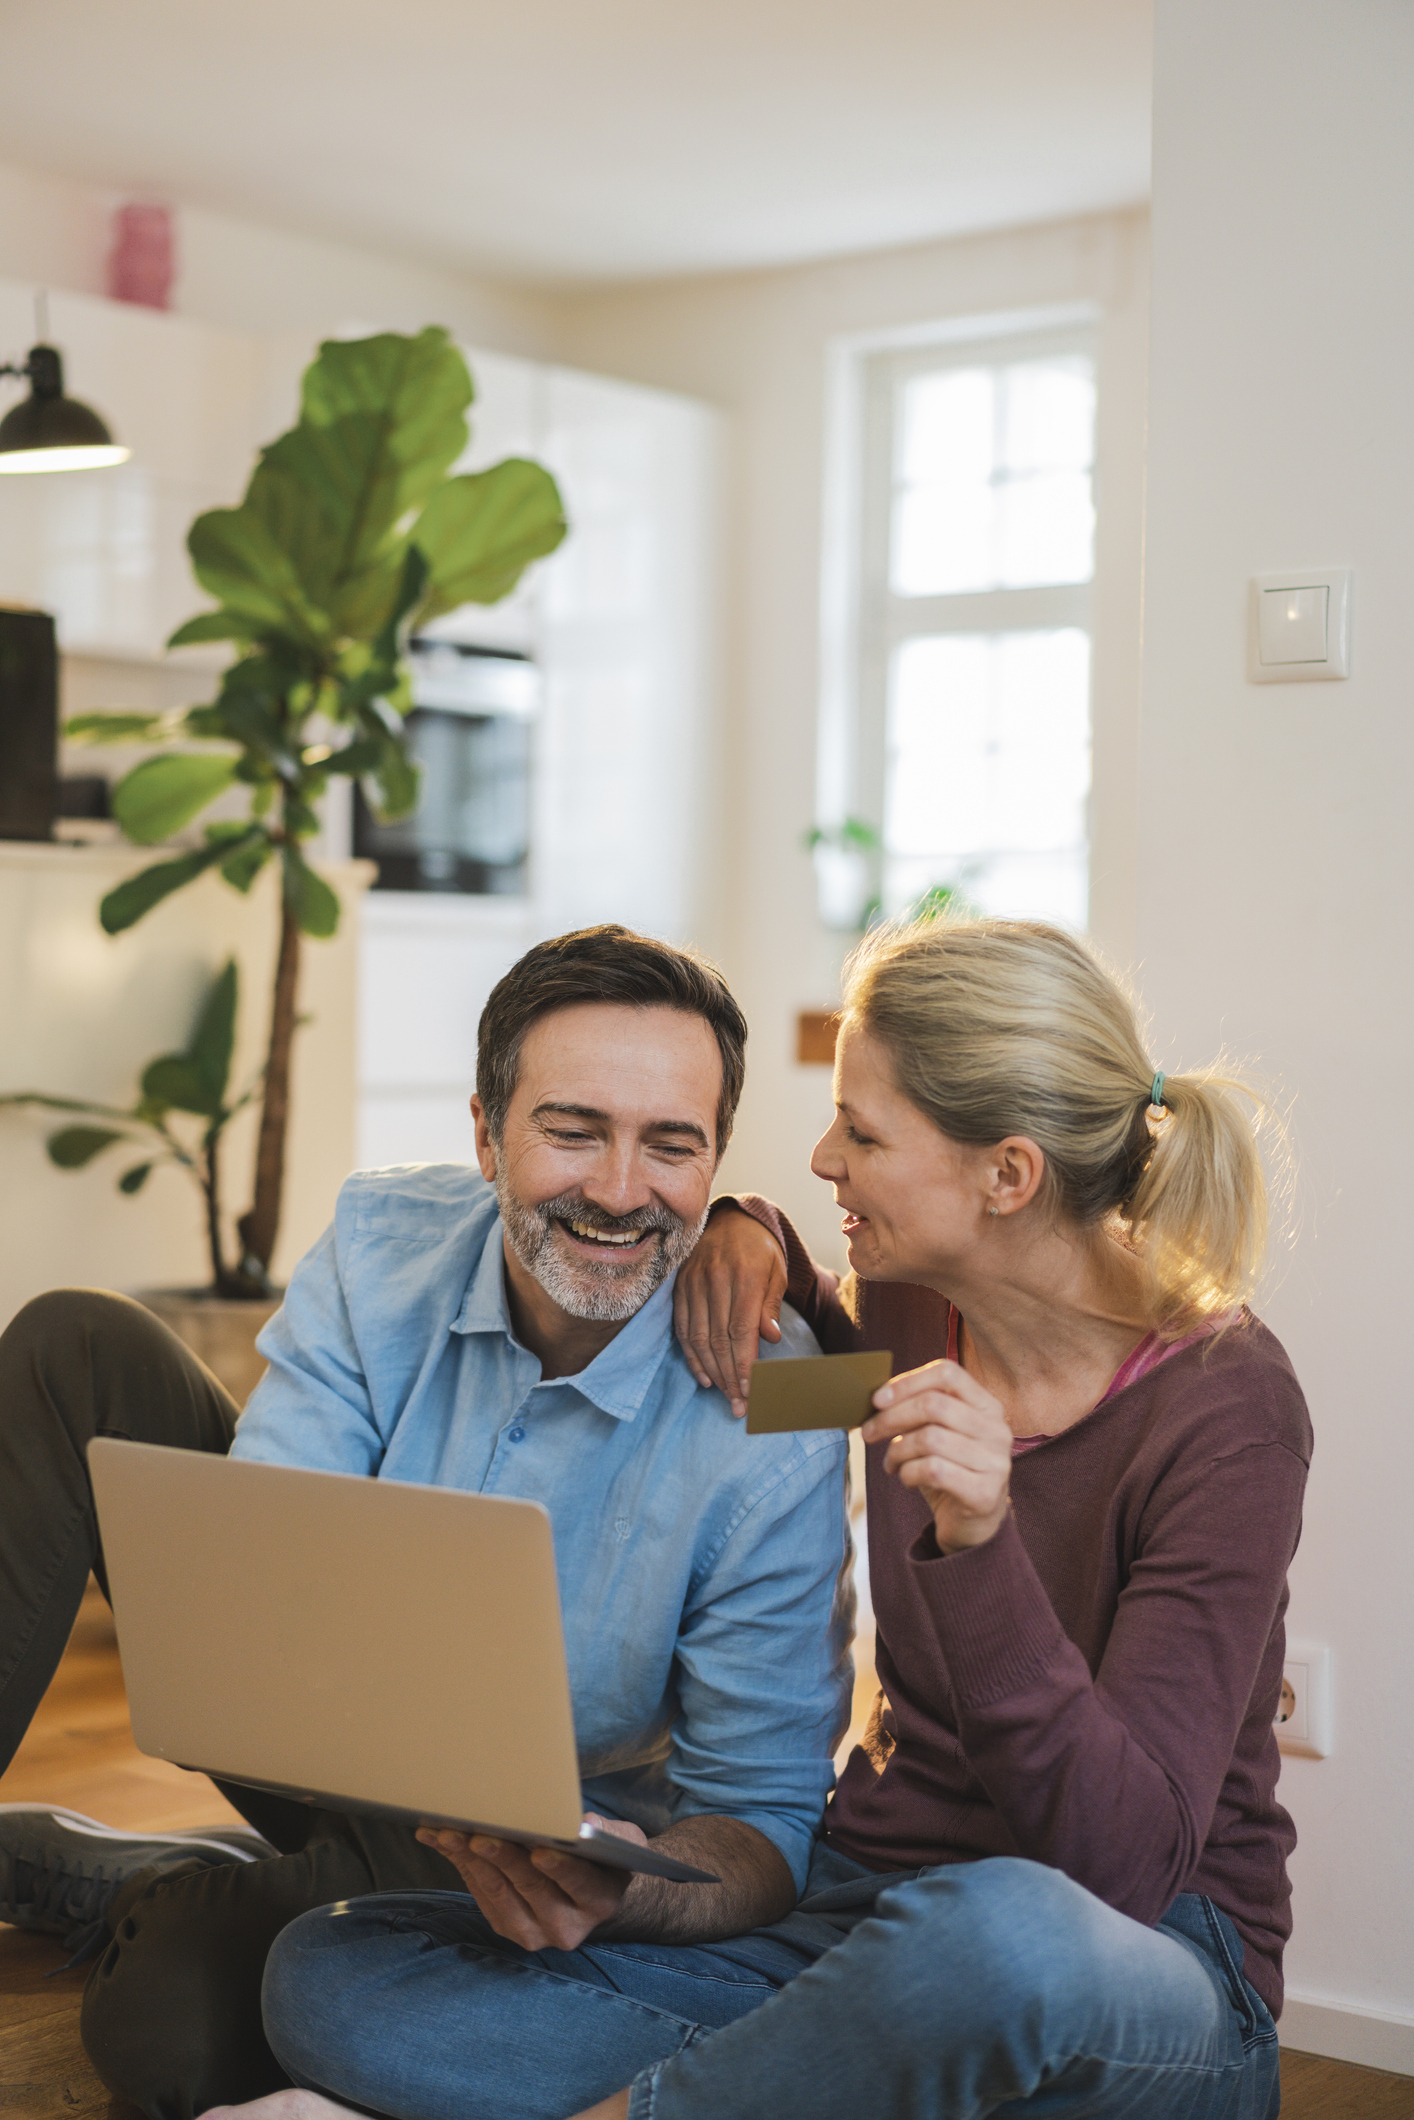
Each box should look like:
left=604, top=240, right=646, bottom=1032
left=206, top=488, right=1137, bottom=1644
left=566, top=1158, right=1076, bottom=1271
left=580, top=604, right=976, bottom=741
left=0, top=1290, right=465, bottom=2120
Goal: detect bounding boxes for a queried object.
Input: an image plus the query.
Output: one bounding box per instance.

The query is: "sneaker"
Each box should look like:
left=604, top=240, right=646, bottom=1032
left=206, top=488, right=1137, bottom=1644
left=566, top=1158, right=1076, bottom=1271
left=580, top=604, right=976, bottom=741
left=0, top=1803, right=276, bottom=1950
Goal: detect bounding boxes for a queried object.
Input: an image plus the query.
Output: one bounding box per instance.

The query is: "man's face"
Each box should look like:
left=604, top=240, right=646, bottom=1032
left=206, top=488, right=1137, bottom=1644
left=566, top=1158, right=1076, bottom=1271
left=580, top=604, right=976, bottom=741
left=473, top=1002, right=722, bottom=1323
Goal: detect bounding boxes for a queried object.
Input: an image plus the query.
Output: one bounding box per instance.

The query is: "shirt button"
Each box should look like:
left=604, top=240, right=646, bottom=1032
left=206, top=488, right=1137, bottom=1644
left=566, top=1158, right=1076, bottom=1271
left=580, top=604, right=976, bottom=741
left=508, top=1426, right=526, bottom=1442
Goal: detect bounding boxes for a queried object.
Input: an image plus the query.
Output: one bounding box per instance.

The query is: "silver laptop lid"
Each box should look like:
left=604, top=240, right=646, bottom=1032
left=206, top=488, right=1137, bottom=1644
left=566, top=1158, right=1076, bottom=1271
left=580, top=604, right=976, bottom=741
left=88, top=1440, right=586, bottom=1844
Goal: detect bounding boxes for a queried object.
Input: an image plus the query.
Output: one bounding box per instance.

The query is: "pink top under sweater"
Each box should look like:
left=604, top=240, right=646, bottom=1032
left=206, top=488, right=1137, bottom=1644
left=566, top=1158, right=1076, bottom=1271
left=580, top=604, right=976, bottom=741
left=989, top=1311, right=1217, bottom=1455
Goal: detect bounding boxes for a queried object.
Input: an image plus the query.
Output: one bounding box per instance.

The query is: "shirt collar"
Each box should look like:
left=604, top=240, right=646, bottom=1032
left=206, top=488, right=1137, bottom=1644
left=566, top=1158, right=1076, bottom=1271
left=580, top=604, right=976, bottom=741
left=450, top=1213, right=676, bottom=1422
left=451, top=1212, right=518, bottom=1338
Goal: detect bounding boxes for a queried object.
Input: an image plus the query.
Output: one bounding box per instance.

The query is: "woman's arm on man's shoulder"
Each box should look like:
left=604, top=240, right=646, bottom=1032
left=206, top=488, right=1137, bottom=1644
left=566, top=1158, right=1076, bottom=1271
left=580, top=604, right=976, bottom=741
left=674, top=1196, right=860, bottom=1412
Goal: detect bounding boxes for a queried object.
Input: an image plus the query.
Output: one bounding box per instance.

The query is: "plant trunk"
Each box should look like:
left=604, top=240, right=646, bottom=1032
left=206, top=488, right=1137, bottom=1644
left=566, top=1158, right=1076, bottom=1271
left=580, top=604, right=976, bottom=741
left=203, top=1126, right=232, bottom=1295
left=236, top=895, right=301, bottom=1286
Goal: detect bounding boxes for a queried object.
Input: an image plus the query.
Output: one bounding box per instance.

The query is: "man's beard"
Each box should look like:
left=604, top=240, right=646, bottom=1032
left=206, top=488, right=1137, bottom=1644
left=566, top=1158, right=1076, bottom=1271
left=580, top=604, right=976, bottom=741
left=495, top=1178, right=708, bottom=1323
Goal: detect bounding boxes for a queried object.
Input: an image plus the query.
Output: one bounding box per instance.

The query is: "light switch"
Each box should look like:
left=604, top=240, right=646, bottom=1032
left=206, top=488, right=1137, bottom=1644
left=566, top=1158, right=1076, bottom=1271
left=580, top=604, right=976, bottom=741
left=1259, top=584, right=1327, bottom=664
left=1248, top=569, right=1351, bottom=682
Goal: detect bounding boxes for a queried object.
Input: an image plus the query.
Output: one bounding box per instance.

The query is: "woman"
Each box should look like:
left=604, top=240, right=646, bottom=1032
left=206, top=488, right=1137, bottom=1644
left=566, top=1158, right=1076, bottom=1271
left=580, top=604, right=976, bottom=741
left=221, top=916, right=1306, bottom=2120
left=620, top=916, right=1304, bottom=2119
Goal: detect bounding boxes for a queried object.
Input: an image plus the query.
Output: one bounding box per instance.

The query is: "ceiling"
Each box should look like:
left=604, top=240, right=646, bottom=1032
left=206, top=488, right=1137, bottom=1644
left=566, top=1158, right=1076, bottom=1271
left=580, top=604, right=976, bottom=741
left=3, top=0, right=1152, bottom=288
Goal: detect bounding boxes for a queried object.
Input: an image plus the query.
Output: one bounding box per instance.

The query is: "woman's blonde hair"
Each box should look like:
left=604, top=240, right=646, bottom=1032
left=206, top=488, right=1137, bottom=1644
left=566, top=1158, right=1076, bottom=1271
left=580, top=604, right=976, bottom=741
left=841, top=915, right=1274, bottom=1335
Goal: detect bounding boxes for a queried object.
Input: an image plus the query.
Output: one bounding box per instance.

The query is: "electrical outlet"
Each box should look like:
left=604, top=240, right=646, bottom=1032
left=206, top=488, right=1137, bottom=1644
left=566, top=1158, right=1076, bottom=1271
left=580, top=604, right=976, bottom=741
left=1274, top=1642, right=1332, bottom=1758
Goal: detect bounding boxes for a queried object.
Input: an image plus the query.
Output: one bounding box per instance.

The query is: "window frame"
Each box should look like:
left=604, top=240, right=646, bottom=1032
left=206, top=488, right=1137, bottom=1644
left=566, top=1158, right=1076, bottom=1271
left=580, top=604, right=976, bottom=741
left=817, top=309, right=1100, bottom=929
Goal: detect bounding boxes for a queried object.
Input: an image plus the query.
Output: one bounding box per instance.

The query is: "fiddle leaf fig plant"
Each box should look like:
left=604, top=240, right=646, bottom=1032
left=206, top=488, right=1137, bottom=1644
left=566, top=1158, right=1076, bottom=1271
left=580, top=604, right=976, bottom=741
left=60, top=326, right=567, bottom=1296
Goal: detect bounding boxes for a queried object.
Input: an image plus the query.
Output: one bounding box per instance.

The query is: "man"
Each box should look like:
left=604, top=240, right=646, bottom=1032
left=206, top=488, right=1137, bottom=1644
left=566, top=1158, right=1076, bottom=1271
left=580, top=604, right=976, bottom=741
left=0, top=925, right=849, bottom=2119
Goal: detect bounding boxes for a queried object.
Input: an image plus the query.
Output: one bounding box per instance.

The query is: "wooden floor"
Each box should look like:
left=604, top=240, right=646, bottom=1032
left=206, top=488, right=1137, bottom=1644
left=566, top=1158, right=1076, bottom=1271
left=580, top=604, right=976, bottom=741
left=0, top=1586, right=245, bottom=2120
left=1, top=1587, right=1411, bottom=2119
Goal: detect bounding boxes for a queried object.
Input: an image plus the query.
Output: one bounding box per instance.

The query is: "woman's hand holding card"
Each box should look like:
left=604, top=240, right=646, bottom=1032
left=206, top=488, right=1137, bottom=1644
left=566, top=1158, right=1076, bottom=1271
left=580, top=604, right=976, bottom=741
left=861, top=1359, right=1013, bottom=1554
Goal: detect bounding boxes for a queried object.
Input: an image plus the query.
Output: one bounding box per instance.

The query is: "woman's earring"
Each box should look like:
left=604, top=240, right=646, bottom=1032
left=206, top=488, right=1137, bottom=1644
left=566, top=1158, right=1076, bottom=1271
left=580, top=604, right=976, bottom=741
left=987, top=1205, right=999, bottom=1217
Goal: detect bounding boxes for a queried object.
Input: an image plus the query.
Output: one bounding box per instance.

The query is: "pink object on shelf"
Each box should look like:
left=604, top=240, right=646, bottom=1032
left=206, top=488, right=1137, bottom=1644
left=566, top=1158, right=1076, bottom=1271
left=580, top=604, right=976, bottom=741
left=108, top=204, right=175, bottom=311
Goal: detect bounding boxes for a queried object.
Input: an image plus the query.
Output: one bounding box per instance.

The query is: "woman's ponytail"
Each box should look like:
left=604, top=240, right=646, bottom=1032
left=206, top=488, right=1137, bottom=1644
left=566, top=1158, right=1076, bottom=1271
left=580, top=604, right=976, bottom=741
left=1126, top=1073, right=1269, bottom=1334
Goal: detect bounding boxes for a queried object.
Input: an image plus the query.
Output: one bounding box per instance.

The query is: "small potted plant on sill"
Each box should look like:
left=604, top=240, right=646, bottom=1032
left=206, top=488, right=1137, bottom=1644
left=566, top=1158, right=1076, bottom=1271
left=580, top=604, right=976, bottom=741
left=3, top=327, right=566, bottom=1393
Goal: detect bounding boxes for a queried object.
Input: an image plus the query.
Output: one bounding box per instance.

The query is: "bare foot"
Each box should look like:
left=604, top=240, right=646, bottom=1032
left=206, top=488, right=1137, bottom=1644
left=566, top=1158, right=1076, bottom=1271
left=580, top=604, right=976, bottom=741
left=566, top=2094, right=631, bottom=2120
left=202, top=2092, right=361, bottom=2120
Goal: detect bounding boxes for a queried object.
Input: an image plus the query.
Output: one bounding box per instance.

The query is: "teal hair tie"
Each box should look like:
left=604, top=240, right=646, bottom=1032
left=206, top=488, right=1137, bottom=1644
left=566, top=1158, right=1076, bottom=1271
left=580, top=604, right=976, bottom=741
left=1149, top=1072, right=1166, bottom=1110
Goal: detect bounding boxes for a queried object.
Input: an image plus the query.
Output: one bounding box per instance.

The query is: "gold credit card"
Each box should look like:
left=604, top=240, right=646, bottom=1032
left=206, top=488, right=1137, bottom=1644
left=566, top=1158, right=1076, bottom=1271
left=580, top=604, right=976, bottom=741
left=746, top=1350, right=894, bottom=1434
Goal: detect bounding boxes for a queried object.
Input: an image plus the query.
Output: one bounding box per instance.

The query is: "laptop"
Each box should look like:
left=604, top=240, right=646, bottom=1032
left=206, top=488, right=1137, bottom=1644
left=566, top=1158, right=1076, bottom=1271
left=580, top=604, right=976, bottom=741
left=87, top=1439, right=717, bottom=1884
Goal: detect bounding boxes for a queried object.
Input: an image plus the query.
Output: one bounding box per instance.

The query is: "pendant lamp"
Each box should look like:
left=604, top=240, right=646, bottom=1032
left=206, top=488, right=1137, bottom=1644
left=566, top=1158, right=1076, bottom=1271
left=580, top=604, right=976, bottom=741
left=0, top=338, right=129, bottom=475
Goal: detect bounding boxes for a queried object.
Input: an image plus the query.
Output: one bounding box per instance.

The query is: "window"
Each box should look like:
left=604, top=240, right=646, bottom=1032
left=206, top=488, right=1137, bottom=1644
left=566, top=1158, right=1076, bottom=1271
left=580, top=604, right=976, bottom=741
left=825, top=323, right=1097, bottom=931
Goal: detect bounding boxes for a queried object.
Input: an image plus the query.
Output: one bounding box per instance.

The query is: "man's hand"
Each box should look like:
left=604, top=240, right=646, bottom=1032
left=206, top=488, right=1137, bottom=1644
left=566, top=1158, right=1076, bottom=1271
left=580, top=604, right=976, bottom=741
left=674, top=1204, right=786, bottom=1415
left=416, top=1813, right=645, bottom=1951
left=861, top=1359, right=1013, bottom=1554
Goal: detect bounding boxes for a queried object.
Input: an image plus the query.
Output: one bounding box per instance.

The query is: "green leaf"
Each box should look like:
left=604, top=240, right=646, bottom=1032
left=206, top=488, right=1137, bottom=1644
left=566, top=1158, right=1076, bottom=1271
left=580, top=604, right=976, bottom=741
left=249, top=444, right=413, bottom=640
left=140, top=1055, right=210, bottom=1117
left=47, top=1125, right=126, bottom=1169
left=341, top=694, right=418, bottom=821
left=64, top=711, right=171, bottom=745
left=282, top=847, right=340, bottom=939
left=805, top=816, right=882, bottom=855
left=382, top=668, right=413, bottom=721
left=187, top=505, right=332, bottom=648
left=141, top=957, right=249, bottom=1124
left=365, top=731, right=420, bottom=822
left=238, top=331, right=471, bottom=644
left=167, top=611, right=264, bottom=649
left=202, top=655, right=300, bottom=772
left=118, top=1162, right=155, bottom=1194
left=322, top=736, right=385, bottom=778
left=369, top=542, right=429, bottom=673
left=300, top=328, right=471, bottom=475
left=840, top=817, right=882, bottom=851
left=374, top=748, right=419, bottom=821
left=220, top=837, right=273, bottom=893
left=913, top=883, right=955, bottom=922
left=99, top=840, right=242, bottom=933
left=325, top=549, right=428, bottom=727
left=111, top=753, right=240, bottom=846
left=283, top=795, right=321, bottom=841
left=249, top=423, right=401, bottom=639
left=189, top=959, right=239, bottom=1110
left=412, top=460, right=567, bottom=619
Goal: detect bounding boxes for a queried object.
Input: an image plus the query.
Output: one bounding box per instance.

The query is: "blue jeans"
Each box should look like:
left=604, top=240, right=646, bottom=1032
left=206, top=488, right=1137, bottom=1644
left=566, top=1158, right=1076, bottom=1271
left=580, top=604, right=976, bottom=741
left=261, top=1847, right=1281, bottom=2120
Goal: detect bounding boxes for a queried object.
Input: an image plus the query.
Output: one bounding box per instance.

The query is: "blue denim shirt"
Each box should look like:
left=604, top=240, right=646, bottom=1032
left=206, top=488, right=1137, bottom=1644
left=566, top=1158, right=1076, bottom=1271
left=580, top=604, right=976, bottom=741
left=232, top=1164, right=851, bottom=1890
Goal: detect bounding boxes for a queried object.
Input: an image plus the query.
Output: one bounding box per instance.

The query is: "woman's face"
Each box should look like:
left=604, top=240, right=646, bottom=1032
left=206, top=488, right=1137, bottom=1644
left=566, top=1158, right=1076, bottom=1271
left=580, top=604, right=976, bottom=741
left=811, top=1021, right=996, bottom=1286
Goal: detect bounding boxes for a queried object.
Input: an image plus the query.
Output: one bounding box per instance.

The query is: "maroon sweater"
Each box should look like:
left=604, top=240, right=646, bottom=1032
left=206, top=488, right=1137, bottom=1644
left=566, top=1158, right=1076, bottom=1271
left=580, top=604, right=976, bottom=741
left=741, top=1199, right=1313, bottom=2018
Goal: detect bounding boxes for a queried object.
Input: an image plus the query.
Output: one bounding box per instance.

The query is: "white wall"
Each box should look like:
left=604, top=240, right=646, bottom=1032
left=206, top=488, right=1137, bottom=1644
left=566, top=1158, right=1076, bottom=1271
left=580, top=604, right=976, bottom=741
left=1140, top=0, right=1414, bottom=2066
left=556, top=210, right=1150, bottom=1262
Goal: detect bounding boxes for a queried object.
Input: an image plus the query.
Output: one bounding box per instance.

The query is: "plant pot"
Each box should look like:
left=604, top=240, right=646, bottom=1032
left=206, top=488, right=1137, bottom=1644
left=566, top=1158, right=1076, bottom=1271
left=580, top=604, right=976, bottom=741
left=135, top=1288, right=282, bottom=1409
